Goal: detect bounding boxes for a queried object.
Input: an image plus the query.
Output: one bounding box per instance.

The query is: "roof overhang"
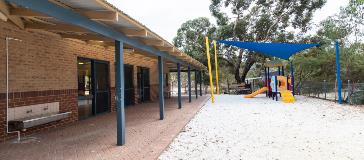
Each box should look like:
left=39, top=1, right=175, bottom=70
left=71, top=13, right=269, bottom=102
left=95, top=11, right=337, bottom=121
left=3, top=0, right=206, bottom=70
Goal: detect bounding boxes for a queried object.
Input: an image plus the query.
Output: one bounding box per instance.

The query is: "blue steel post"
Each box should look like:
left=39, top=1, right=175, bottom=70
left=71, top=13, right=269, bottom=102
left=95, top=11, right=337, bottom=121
left=290, top=62, right=295, bottom=96
left=195, top=70, right=198, bottom=99
left=278, top=66, right=281, bottom=75
left=158, top=56, right=164, bottom=120
left=200, top=71, right=203, bottom=96
left=335, top=41, right=343, bottom=104
left=188, top=65, right=192, bottom=103
left=267, top=67, right=270, bottom=97
left=275, top=76, right=278, bottom=101
left=264, top=67, right=267, bottom=97
left=115, top=40, right=125, bottom=146
left=177, top=63, right=182, bottom=109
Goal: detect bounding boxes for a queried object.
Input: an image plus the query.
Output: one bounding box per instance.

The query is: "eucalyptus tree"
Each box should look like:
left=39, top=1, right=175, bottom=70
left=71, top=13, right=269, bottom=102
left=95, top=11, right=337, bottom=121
left=210, top=0, right=326, bottom=83
left=173, top=17, right=216, bottom=66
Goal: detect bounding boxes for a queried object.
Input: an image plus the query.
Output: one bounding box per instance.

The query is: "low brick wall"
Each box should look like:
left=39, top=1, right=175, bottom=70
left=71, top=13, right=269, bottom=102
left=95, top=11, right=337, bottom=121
left=0, top=89, right=78, bottom=141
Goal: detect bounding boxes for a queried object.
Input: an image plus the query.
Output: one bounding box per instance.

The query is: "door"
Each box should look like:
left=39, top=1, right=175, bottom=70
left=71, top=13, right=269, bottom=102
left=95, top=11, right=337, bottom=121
left=77, top=58, right=93, bottom=120
left=124, top=64, right=134, bottom=106
left=93, top=61, right=110, bottom=114
left=137, top=67, right=150, bottom=102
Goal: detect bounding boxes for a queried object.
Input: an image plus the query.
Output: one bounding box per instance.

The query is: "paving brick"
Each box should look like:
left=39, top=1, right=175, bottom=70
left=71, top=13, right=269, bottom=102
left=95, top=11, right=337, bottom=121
left=0, top=96, right=208, bottom=160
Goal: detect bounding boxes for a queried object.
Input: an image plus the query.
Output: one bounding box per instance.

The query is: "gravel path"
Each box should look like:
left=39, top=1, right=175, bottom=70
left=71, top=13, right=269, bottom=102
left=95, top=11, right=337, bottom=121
left=159, top=95, right=364, bottom=160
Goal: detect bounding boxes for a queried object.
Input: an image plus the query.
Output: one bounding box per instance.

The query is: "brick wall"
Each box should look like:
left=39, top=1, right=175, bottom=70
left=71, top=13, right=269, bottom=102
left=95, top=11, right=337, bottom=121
left=0, top=20, right=167, bottom=140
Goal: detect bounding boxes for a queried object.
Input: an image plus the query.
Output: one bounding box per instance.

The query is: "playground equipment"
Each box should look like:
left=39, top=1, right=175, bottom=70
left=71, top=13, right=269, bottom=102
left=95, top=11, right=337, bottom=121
left=204, top=37, right=221, bottom=103
left=204, top=38, right=321, bottom=104
left=244, top=87, right=268, bottom=98
left=244, top=60, right=295, bottom=103
left=205, top=37, right=215, bottom=103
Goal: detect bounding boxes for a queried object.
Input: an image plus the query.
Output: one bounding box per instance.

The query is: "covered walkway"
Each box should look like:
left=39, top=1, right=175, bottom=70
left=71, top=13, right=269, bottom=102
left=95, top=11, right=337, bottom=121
left=0, top=96, right=209, bottom=160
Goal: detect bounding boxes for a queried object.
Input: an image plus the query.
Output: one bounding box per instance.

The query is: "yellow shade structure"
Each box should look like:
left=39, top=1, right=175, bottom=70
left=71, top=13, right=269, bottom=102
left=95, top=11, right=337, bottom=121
left=205, top=37, right=215, bottom=103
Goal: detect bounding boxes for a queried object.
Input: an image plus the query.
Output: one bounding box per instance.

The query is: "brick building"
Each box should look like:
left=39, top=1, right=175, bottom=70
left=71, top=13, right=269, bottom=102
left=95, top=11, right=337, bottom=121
left=0, top=0, right=205, bottom=145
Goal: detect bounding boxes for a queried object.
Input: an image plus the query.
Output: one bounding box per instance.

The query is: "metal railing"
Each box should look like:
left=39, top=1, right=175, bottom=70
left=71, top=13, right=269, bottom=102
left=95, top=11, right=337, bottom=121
left=297, top=81, right=364, bottom=105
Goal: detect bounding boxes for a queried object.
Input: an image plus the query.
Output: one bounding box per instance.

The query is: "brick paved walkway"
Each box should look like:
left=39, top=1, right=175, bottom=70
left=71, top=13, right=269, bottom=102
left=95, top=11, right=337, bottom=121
left=0, top=96, right=209, bottom=160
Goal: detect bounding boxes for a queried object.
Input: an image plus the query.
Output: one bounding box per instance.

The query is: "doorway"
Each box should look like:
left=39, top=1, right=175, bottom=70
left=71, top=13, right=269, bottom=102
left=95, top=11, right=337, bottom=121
left=124, top=64, right=134, bottom=106
left=93, top=60, right=110, bottom=114
left=77, top=58, right=110, bottom=120
left=137, top=67, right=150, bottom=102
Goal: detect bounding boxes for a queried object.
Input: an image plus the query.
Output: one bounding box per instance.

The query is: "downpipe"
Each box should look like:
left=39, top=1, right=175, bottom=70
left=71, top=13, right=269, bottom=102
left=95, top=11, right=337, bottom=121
left=5, top=37, right=22, bottom=142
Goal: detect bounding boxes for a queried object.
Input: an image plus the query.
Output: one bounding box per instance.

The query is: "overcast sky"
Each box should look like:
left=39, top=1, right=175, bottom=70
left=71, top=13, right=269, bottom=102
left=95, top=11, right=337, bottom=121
left=106, top=0, right=349, bottom=42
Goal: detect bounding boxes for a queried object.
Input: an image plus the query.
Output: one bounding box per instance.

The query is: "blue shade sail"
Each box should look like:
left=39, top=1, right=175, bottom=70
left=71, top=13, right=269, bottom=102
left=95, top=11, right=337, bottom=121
left=217, top=40, right=320, bottom=60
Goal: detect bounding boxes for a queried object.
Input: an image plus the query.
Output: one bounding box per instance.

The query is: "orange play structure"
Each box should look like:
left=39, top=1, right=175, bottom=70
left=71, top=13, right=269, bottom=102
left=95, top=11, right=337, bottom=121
left=244, top=87, right=268, bottom=98
left=244, top=60, right=295, bottom=103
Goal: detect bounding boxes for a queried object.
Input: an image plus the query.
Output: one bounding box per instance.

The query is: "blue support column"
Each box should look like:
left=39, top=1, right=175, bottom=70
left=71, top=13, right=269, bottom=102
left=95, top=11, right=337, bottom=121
left=264, top=67, right=268, bottom=96
left=278, top=66, right=281, bottom=75
left=290, top=62, right=295, bottom=96
left=195, top=70, right=198, bottom=99
left=275, top=76, right=278, bottom=101
left=268, top=67, right=270, bottom=97
left=158, top=56, right=164, bottom=120
left=177, top=63, right=182, bottom=109
left=188, top=65, right=192, bottom=103
left=200, top=71, right=203, bottom=96
left=115, top=40, right=125, bottom=146
left=335, top=41, right=343, bottom=104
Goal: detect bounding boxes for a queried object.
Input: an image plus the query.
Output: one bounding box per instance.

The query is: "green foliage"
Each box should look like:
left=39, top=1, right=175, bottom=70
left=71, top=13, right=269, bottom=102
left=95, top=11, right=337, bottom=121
left=173, top=17, right=216, bottom=66
left=209, top=0, right=325, bottom=83
left=173, top=0, right=363, bottom=90
left=292, top=1, right=364, bottom=86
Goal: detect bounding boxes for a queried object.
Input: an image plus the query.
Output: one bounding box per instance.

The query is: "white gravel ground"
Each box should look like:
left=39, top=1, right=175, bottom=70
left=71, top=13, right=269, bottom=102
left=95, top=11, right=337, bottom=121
left=159, top=95, right=364, bottom=160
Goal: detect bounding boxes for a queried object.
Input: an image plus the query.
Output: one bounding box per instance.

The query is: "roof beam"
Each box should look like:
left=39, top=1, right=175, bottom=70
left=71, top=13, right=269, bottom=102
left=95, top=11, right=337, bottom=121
left=140, top=38, right=164, bottom=46
left=10, top=8, right=44, bottom=17
left=25, top=23, right=90, bottom=32
left=94, top=0, right=144, bottom=28
left=119, top=28, right=148, bottom=37
left=76, top=9, right=118, bottom=21
left=0, top=10, right=7, bottom=21
left=10, top=8, right=118, bottom=21
left=0, top=1, right=24, bottom=28
left=156, top=46, right=174, bottom=52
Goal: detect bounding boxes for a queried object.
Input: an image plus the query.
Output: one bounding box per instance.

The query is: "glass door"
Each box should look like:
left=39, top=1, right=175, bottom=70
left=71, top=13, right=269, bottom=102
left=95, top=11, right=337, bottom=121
left=93, top=61, right=110, bottom=114
left=124, top=64, right=134, bottom=106
left=77, top=58, right=93, bottom=120
left=137, top=67, right=150, bottom=102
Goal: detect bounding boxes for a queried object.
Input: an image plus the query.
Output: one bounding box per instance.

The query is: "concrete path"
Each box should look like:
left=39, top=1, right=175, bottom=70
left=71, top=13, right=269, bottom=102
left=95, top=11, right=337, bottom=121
left=159, top=95, right=364, bottom=160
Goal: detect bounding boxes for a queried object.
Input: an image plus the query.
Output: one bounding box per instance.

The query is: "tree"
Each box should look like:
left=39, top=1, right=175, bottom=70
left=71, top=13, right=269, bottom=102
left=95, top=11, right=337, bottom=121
left=210, top=0, right=326, bottom=83
left=173, top=17, right=216, bottom=66
left=290, top=0, right=364, bottom=88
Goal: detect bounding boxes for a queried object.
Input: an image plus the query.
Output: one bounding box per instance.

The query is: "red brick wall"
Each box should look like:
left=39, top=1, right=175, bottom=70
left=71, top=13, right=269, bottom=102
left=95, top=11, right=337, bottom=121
left=0, top=89, right=78, bottom=141
left=0, top=20, right=166, bottom=140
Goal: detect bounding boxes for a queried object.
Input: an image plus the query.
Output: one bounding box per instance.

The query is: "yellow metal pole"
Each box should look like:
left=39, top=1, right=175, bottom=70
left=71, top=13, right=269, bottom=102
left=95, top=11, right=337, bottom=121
left=213, top=40, right=220, bottom=95
left=205, top=37, right=215, bottom=103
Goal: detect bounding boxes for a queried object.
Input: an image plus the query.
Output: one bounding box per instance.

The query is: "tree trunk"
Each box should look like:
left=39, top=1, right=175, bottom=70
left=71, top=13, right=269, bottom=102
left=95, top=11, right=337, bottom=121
left=234, top=50, right=244, bottom=83
left=240, top=53, right=256, bottom=83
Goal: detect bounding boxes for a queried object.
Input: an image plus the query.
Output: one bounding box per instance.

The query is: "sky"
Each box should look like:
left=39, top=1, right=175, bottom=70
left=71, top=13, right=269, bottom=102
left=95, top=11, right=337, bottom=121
left=107, top=0, right=349, bottom=42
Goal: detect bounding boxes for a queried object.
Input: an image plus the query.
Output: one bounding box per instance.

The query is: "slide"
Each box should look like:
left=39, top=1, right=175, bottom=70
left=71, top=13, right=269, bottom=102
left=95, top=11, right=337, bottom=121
left=281, top=90, right=295, bottom=103
left=244, top=87, right=268, bottom=98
